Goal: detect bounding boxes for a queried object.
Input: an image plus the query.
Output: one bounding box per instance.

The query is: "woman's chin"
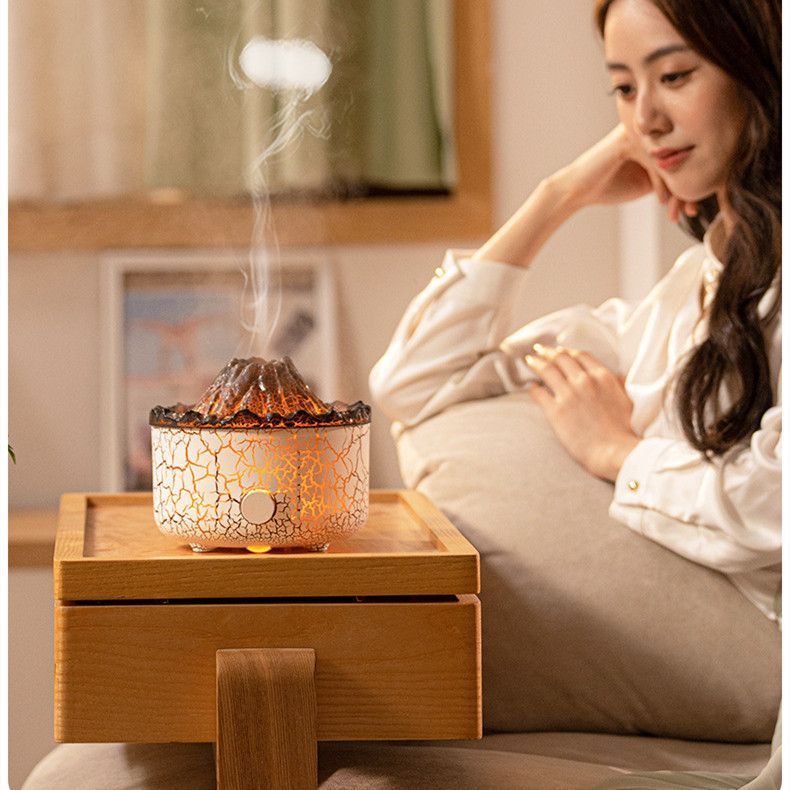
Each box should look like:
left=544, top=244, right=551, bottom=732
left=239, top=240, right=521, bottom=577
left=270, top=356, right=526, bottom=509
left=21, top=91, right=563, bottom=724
left=663, top=179, right=718, bottom=206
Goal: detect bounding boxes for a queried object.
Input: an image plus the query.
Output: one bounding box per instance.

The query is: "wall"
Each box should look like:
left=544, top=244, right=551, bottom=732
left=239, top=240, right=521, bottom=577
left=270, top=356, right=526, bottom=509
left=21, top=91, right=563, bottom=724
left=8, top=571, right=55, bottom=790
left=8, top=2, right=630, bottom=786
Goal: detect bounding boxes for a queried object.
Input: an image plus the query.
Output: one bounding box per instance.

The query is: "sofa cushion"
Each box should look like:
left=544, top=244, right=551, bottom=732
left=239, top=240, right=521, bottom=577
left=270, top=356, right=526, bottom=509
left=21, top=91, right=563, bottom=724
left=21, top=744, right=216, bottom=790
left=396, top=392, right=781, bottom=741
left=413, top=732, right=770, bottom=775
left=318, top=743, right=625, bottom=790
left=16, top=742, right=628, bottom=790
left=23, top=741, right=768, bottom=790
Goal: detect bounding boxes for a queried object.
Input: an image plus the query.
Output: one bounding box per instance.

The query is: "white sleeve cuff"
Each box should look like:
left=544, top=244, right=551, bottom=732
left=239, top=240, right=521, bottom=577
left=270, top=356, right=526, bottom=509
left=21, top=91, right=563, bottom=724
left=610, top=437, right=676, bottom=532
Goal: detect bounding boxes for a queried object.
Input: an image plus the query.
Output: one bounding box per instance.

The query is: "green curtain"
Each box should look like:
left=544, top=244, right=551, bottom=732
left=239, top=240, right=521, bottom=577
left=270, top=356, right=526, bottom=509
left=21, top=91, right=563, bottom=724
left=145, top=0, right=455, bottom=198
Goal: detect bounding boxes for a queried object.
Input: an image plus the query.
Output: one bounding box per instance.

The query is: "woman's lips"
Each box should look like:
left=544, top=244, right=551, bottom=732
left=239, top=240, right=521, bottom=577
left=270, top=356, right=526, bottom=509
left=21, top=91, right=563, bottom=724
left=652, top=146, right=694, bottom=171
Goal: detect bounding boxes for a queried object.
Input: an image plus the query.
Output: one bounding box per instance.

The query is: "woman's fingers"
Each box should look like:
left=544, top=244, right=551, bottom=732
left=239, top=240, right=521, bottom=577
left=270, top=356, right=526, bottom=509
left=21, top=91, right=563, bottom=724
left=527, top=343, right=612, bottom=395
left=528, top=344, right=620, bottom=391
left=534, top=343, right=602, bottom=374
left=667, top=195, right=683, bottom=223
left=667, top=196, right=699, bottom=222
left=648, top=171, right=670, bottom=205
left=565, top=348, right=609, bottom=378
left=524, top=351, right=570, bottom=397
left=532, top=343, right=587, bottom=381
left=645, top=162, right=698, bottom=219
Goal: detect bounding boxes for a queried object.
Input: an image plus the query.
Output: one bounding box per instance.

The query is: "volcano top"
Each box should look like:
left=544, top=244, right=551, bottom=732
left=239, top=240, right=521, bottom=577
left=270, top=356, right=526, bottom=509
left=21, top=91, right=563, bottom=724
left=149, top=357, right=370, bottom=429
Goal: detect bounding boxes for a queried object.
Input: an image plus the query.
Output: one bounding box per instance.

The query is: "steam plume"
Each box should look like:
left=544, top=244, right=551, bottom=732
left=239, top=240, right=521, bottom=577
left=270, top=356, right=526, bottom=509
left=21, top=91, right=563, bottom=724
left=229, top=34, right=333, bottom=356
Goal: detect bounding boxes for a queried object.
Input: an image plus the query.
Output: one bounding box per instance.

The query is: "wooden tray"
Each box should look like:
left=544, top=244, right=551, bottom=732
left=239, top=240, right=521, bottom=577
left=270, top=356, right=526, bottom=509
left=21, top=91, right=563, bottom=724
left=54, top=490, right=479, bottom=601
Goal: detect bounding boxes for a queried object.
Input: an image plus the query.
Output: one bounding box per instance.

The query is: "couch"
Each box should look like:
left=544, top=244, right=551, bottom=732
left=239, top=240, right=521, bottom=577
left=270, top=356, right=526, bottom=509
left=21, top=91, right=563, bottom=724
left=23, top=393, right=781, bottom=788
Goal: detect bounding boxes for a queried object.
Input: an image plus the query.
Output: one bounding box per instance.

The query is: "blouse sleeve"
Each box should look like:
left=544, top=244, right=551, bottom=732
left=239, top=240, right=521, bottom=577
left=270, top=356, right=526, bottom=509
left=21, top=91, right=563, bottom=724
left=610, top=402, right=782, bottom=573
left=369, top=249, right=638, bottom=429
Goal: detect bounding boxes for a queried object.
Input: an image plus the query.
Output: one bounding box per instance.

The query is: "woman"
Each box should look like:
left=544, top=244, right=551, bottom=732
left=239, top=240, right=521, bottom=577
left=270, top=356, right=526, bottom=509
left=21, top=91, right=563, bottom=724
left=370, top=0, right=781, bottom=624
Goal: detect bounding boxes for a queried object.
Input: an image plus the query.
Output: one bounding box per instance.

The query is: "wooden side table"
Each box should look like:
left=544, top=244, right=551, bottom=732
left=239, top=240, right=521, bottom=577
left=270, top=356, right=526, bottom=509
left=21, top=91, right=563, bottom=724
left=54, top=490, right=481, bottom=789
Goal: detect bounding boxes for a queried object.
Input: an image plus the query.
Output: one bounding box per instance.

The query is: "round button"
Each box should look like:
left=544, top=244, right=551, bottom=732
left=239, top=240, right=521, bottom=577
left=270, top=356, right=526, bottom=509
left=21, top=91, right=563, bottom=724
left=240, top=489, right=276, bottom=524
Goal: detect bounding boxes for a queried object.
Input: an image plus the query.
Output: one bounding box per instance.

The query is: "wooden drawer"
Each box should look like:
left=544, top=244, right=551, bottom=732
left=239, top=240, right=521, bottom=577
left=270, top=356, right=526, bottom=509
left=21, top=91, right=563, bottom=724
left=55, top=595, right=481, bottom=743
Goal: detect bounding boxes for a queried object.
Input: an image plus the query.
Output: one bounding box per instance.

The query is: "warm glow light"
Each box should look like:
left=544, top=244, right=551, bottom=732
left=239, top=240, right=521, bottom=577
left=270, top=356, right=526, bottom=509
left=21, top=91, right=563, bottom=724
left=239, top=37, right=332, bottom=94
left=246, top=545, right=272, bottom=554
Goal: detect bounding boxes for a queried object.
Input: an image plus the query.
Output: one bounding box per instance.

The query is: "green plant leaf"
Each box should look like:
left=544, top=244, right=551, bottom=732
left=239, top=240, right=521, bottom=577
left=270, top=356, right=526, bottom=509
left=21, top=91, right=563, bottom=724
left=8, top=445, right=16, bottom=464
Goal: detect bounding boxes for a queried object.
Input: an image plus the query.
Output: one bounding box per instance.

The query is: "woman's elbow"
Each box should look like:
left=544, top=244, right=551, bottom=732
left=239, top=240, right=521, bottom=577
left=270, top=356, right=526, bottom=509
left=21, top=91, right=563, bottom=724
left=368, top=356, right=396, bottom=410
left=369, top=357, right=413, bottom=425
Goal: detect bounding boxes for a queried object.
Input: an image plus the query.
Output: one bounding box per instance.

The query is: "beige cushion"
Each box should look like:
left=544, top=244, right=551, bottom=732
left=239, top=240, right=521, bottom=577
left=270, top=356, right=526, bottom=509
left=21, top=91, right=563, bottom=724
left=396, top=392, right=780, bottom=741
left=415, top=732, right=770, bottom=775
left=23, top=739, right=769, bottom=790
left=21, top=744, right=216, bottom=790
left=16, top=742, right=631, bottom=790
left=318, top=743, right=624, bottom=789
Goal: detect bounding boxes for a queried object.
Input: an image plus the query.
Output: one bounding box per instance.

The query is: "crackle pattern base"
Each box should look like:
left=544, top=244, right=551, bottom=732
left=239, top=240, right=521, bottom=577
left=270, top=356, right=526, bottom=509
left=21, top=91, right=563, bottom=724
left=151, top=424, right=369, bottom=550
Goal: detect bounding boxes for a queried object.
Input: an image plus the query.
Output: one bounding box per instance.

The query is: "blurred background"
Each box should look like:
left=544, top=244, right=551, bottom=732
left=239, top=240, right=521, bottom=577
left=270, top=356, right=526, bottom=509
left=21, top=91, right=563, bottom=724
left=7, top=1, right=688, bottom=786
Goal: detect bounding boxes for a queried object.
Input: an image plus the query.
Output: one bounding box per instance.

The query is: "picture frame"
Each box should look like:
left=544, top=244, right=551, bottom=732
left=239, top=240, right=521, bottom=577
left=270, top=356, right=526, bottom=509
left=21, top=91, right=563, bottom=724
left=99, top=249, right=339, bottom=491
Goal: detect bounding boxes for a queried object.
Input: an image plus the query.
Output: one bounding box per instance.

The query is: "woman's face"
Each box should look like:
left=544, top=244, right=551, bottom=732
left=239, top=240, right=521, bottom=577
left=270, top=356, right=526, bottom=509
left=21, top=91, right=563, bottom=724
left=603, top=0, right=747, bottom=203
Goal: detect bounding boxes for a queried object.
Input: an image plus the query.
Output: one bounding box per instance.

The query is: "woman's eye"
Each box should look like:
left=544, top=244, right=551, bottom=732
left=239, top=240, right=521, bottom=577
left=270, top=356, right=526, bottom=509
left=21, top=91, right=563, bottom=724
left=609, top=84, right=634, bottom=98
left=661, top=69, right=694, bottom=85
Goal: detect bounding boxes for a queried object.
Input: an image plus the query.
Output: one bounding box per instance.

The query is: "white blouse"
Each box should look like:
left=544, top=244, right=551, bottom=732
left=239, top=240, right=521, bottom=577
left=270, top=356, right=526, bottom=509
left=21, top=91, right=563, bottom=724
left=370, top=216, right=782, bottom=620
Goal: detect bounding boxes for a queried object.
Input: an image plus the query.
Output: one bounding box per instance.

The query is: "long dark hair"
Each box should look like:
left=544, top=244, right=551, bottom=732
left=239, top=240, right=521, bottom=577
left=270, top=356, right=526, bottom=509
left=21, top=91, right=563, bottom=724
left=595, top=0, right=781, bottom=456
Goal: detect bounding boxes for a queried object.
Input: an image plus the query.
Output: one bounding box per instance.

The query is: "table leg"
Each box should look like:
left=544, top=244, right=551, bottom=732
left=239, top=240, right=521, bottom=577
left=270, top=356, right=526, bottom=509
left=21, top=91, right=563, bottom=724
left=216, top=648, right=317, bottom=790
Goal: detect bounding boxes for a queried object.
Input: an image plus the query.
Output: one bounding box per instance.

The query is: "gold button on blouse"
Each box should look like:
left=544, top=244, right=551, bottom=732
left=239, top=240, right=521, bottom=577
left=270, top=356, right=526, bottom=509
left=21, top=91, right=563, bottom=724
left=627, top=479, right=640, bottom=492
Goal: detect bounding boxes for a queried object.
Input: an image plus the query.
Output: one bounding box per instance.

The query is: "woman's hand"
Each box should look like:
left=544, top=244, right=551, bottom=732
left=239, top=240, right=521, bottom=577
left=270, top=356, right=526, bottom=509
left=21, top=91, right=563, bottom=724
left=525, top=343, right=640, bottom=482
left=550, top=124, right=697, bottom=222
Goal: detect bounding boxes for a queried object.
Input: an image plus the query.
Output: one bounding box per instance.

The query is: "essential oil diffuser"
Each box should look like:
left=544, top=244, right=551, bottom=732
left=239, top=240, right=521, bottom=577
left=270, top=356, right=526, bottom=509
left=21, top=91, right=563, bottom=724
left=149, top=357, right=370, bottom=552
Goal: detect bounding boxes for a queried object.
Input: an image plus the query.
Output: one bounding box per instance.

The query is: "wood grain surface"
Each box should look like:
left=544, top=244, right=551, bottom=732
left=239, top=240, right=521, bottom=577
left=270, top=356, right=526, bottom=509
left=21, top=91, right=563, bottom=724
left=216, top=649, right=317, bottom=790
left=55, top=596, right=481, bottom=743
left=54, top=490, right=479, bottom=600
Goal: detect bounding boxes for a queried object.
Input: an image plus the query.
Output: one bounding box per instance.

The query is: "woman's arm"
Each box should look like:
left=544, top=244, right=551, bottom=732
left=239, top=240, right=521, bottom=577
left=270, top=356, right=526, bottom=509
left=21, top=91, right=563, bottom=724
left=472, top=176, right=578, bottom=267
left=370, top=160, right=589, bottom=426
left=369, top=252, right=529, bottom=427
left=370, top=125, right=685, bottom=428
left=476, top=124, right=696, bottom=267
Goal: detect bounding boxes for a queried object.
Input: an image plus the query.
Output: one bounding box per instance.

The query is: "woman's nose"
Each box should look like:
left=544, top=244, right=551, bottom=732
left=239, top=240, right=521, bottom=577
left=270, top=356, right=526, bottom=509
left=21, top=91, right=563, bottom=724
left=634, top=87, right=671, bottom=137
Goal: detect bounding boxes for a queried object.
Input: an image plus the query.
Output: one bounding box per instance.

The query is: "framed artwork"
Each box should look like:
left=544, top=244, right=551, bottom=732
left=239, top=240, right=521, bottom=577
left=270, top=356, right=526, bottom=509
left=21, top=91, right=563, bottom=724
left=100, top=250, right=338, bottom=491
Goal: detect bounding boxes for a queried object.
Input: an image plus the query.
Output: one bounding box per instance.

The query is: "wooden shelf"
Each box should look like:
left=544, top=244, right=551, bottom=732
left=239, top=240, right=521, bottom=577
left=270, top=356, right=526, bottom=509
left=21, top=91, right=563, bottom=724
left=9, top=191, right=492, bottom=251
left=9, top=509, right=58, bottom=568
left=54, top=490, right=479, bottom=600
